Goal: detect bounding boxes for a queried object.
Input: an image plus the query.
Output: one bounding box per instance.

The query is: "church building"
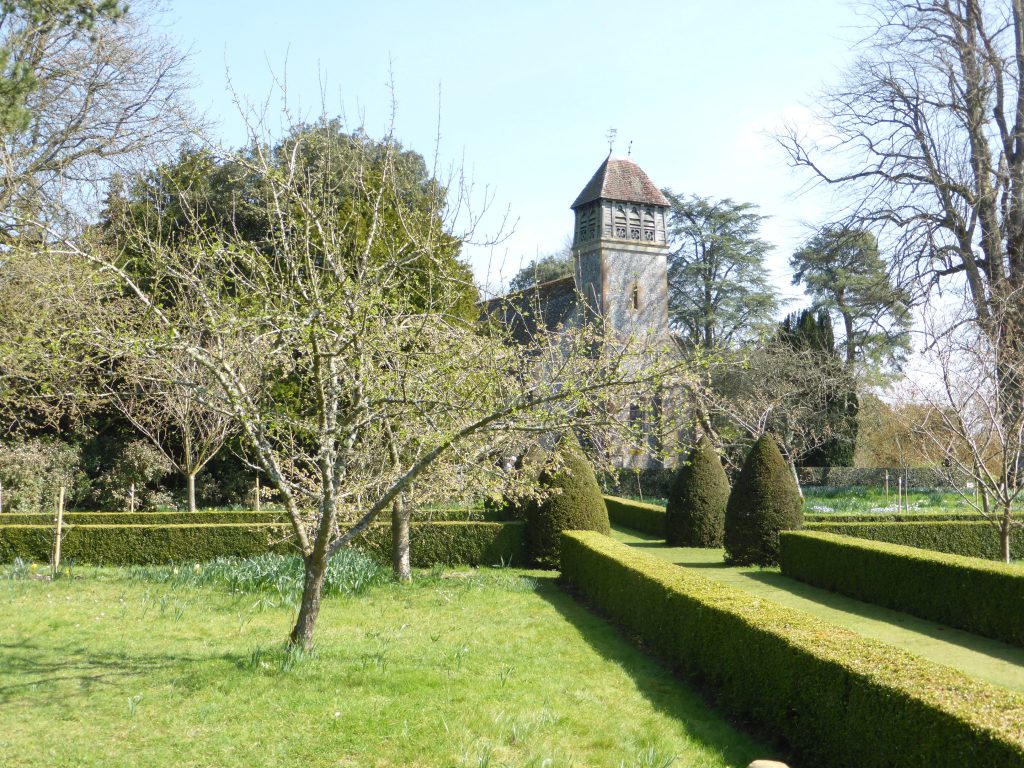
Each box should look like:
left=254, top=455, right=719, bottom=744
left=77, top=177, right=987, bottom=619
left=487, top=153, right=676, bottom=468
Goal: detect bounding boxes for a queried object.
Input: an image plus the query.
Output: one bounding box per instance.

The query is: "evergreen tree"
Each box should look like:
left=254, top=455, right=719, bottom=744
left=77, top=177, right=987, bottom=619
left=723, top=435, right=803, bottom=566
left=526, top=437, right=609, bottom=569
left=664, top=192, right=779, bottom=349
left=665, top=436, right=730, bottom=547
left=777, top=309, right=858, bottom=466
left=790, top=226, right=911, bottom=379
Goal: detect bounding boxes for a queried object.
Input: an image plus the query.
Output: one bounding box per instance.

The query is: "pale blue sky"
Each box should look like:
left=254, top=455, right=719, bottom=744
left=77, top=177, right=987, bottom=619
left=165, top=0, right=864, bottom=307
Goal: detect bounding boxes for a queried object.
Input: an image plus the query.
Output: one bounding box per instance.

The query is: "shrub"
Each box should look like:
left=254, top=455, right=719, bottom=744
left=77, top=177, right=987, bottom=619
left=603, top=495, right=665, bottom=536
left=560, top=530, right=1024, bottom=768
left=780, top=531, right=1024, bottom=647
left=665, top=437, right=729, bottom=547
left=0, top=438, right=85, bottom=513
left=0, top=510, right=287, bottom=526
left=723, top=435, right=803, bottom=565
left=527, top=438, right=609, bottom=569
left=92, top=440, right=174, bottom=511
left=0, top=520, right=527, bottom=567
left=805, top=519, right=1024, bottom=560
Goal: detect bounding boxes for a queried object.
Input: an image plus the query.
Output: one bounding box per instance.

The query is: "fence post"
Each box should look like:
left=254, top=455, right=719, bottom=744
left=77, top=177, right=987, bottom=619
left=255, top=476, right=261, bottom=513
left=51, top=486, right=65, bottom=578
left=884, top=470, right=889, bottom=505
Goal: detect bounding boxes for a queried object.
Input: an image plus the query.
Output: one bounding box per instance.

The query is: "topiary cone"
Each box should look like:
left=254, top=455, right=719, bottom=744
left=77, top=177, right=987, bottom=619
left=526, top=436, right=610, bottom=569
left=723, top=434, right=803, bottom=566
left=665, top=436, right=730, bottom=547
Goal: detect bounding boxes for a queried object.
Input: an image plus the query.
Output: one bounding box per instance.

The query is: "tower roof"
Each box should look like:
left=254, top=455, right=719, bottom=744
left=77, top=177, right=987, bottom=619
left=571, top=155, right=670, bottom=209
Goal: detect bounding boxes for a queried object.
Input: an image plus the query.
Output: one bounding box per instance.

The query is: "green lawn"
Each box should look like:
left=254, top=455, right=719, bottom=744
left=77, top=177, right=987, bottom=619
left=0, top=563, right=772, bottom=768
left=612, top=527, right=1024, bottom=693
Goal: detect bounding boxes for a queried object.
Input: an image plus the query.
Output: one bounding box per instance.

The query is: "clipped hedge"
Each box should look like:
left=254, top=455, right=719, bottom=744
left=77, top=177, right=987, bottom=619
left=357, top=521, right=526, bottom=567
left=0, top=510, right=287, bottom=526
left=603, top=495, right=666, bottom=537
left=804, top=511, right=996, bottom=524
left=0, top=521, right=526, bottom=567
left=780, top=531, right=1024, bottom=647
left=0, top=523, right=292, bottom=565
left=560, top=531, right=1024, bottom=768
left=806, top=520, right=1024, bottom=560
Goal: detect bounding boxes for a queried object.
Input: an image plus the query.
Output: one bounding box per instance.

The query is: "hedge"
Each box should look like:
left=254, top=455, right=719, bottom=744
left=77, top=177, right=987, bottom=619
left=780, top=531, right=1024, bottom=647
left=560, top=531, right=1024, bottom=768
left=603, top=495, right=666, bottom=537
left=0, top=521, right=526, bottom=567
left=804, top=511, right=997, bottom=524
left=0, top=510, right=287, bottom=526
left=806, top=520, right=1024, bottom=560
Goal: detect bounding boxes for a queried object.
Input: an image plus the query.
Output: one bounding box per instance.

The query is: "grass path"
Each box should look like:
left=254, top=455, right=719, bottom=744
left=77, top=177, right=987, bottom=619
left=612, top=526, right=1024, bottom=694
left=0, top=565, right=771, bottom=768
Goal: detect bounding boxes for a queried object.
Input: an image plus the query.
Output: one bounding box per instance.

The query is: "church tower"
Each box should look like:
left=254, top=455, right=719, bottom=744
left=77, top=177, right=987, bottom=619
left=570, top=155, right=670, bottom=339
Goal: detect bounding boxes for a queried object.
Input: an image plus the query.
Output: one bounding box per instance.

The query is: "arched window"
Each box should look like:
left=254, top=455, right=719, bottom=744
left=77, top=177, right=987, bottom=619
left=629, top=206, right=641, bottom=240
left=614, top=205, right=627, bottom=238
left=630, top=282, right=640, bottom=312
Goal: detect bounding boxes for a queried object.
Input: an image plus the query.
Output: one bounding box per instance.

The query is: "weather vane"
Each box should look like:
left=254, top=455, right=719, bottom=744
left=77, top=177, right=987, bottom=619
left=606, top=127, right=617, bottom=155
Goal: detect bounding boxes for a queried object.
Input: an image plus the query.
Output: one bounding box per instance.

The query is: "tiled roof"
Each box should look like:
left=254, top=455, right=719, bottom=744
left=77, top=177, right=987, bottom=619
left=571, top=155, right=670, bottom=209
left=481, top=276, right=579, bottom=344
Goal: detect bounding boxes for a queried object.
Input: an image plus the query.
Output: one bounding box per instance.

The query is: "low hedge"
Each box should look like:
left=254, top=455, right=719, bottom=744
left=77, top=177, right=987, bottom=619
left=0, top=510, right=287, bottom=526
left=357, top=521, right=526, bottom=567
left=804, top=512, right=996, bottom=524
left=806, top=520, right=1023, bottom=560
left=780, top=531, right=1024, bottom=647
left=561, top=531, right=1024, bottom=767
left=603, top=495, right=666, bottom=537
left=0, top=521, right=526, bottom=567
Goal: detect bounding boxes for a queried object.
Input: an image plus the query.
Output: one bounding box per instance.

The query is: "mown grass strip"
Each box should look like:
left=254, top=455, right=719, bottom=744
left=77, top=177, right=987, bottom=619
left=561, top=530, right=1024, bottom=768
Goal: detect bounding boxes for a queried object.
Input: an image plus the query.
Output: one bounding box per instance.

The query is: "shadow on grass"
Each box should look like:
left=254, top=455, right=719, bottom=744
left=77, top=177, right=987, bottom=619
left=533, top=578, right=772, bottom=768
left=737, top=570, right=1024, bottom=670
left=0, top=640, right=187, bottom=703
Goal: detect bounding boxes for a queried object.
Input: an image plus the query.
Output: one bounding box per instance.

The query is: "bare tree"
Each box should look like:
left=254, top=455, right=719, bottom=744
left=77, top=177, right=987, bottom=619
left=778, top=0, right=1024, bottom=480
left=900, top=296, right=1024, bottom=561
left=108, top=350, right=236, bottom=512
left=0, top=0, right=193, bottom=239
left=688, top=341, right=854, bottom=489
left=41, top=103, right=685, bottom=648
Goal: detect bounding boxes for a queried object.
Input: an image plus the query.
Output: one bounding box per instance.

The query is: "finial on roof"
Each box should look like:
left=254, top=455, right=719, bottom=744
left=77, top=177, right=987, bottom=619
left=606, top=126, right=617, bottom=155
left=627, top=139, right=633, bottom=157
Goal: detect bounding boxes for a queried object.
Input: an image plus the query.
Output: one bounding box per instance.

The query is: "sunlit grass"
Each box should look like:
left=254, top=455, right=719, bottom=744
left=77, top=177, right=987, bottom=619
left=0, top=561, right=768, bottom=768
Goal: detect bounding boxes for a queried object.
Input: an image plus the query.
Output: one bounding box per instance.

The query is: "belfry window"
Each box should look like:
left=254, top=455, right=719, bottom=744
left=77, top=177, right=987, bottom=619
left=614, top=205, right=627, bottom=238
left=629, top=206, right=641, bottom=240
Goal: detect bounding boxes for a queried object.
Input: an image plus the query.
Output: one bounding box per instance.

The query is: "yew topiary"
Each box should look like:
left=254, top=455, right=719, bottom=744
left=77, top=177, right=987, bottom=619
left=724, top=434, right=803, bottom=566
left=665, top=437, right=730, bottom=547
left=526, top=437, right=610, bottom=569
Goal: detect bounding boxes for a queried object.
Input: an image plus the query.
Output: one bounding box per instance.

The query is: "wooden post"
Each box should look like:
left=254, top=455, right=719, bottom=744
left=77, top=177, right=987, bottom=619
left=0, top=479, right=4, bottom=514
left=897, top=477, right=902, bottom=514
left=884, top=470, right=889, bottom=505
left=255, top=476, right=261, bottom=513
left=128, top=483, right=136, bottom=514
left=51, top=486, right=65, bottom=578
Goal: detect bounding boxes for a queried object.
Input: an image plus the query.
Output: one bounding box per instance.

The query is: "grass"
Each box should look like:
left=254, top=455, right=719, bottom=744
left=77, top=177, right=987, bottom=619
left=611, top=526, right=1024, bottom=693
left=0, top=557, right=771, bottom=768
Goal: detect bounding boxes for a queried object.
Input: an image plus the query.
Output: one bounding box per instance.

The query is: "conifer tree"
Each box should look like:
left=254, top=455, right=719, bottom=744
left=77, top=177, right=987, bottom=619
left=724, top=434, right=803, bottom=566
left=665, top=436, right=729, bottom=547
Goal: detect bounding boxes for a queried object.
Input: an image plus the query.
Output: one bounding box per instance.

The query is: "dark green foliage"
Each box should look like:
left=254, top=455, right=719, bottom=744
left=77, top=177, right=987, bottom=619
left=507, top=249, right=573, bottom=293
left=0, top=523, right=292, bottom=565
left=778, top=309, right=858, bottom=466
left=0, top=510, right=287, bottom=525
left=804, top=511, right=1006, bottom=524
left=560, top=531, right=1024, bottom=768
left=806, top=520, right=1024, bottom=560
left=780, top=531, right=1024, bottom=647
left=603, top=496, right=666, bottom=537
left=724, top=435, right=803, bottom=565
left=357, top=522, right=526, bottom=567
left=665, top=438, right=729, bottom=547
left=527, top=440, right=609, bottom=569
left=0, top=521, right=526, bottom=567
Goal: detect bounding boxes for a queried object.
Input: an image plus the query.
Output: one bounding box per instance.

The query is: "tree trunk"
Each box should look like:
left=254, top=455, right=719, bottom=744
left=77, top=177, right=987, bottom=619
left=1002, top=511, right=1013, bottom=564
left=187, top=471, right=197, bottom=513
left=289, top=553, right=328, bottom=650
left=392, top=496, right=411, bottom=583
